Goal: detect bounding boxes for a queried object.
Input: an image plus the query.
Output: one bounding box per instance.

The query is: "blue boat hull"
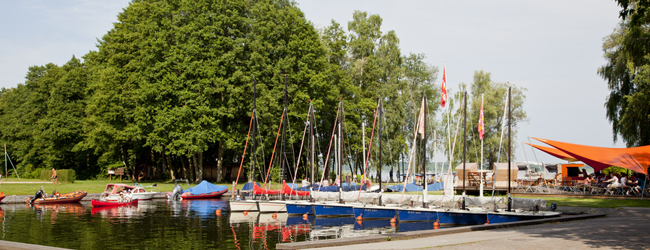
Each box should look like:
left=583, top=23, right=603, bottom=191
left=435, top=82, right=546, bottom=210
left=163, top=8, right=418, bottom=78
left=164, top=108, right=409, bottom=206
left=353, top=207, right=397, bottom=219
left=286, top=203, right=314, bottom=215
left=312, top=204, right=354, bottom=216
left=397, top=208, right=559, bottom=225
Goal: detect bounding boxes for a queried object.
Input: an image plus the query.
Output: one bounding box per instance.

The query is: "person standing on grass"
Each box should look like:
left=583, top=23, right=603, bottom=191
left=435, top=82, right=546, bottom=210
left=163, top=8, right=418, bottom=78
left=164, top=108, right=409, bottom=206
left=51, top=168, right=59, bottom=185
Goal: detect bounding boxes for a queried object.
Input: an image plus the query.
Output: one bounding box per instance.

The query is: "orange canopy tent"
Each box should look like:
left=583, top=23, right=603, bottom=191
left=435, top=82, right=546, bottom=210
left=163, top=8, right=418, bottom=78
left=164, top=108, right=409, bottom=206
left=525, top=143, right=579, bottom=162
left=532, top=138, right=649, bottom=175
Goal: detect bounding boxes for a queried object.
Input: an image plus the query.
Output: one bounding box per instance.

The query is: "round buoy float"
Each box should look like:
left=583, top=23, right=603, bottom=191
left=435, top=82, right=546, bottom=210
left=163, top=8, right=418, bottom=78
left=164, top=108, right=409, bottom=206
left=243, top=210, right=248, bottom=216
left=356, top=216, right=363, bottom=221
left=272, top=213, right=277, bottom=219
left=484, top=219, right=489, bottom=225
left=216, top=209, right=222, bottom=216
left=390, top=218, right=396, bottom=223
left=302, top=214, right=309, bottom=220
left=433, top=221, right=440, bottom=229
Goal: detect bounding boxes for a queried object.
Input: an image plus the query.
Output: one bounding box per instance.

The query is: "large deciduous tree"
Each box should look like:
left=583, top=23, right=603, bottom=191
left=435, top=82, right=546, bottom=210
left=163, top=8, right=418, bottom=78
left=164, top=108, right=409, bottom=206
left=600, top=0, right=650, bottom=147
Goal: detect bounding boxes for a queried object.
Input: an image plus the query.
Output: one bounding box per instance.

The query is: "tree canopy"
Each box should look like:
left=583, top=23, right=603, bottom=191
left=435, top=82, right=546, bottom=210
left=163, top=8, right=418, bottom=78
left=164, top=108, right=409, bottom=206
left=0, top=1, right=528, bottom=182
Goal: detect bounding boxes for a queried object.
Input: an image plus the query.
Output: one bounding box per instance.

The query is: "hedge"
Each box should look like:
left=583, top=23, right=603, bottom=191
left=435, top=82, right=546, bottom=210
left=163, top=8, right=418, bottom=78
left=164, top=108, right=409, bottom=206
left=40, top=169, right=76, bottom=183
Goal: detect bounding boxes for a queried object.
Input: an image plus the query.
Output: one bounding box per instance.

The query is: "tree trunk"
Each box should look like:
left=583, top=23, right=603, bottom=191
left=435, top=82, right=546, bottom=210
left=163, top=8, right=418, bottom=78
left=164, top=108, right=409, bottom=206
left=187, top=154, right=195, bottom=182
left=132, top=149, right=137, bottom=181
left=193, top=153, right=202, bottom=183
left=198, top=151, right=204, bottom=182
left=180, top=155, right=187, bottom=180
left=166, top=153, right=175, bottom=180
left=217, top=141, right=224, bottom=182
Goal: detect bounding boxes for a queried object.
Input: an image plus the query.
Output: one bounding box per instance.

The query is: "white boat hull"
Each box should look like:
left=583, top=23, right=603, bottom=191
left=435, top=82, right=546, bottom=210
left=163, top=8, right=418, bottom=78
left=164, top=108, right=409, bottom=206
left=106, top=192, right=156, bottom=201
left=229, top=200, right=259, bottom=212
left=257, top=201, right=287, bottom=213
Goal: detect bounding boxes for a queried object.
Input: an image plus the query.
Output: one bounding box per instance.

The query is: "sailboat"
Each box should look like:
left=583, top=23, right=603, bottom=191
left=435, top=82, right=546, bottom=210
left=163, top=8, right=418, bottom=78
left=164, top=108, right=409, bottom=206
left=254, top=75, right=293, bottom=213
left=310, top=99, right=383, bottom=216
left=229, top=77, right=261, bottom=212
left=355, top=91, right=561, bottom=224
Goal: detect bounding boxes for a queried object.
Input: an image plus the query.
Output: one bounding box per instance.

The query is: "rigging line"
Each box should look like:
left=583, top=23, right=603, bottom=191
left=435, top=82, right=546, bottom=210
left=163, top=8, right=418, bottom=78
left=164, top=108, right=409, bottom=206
left=287, top=108, right=298, bottom=181
left=441, top=102, right=464, bottom=207
left=262, top=109, right=286, bottom=191
left=312, top=108, right=325, bottom=172
left=357, top=102, right=380, bottom=202
left=399, top=98, right=424, bottom=205
left=231, top=114, right=255, bottom=199
left=255, top=109, right=267, bottom=183
left=491, top=92, right=509, bottom=200
left=291, top=105, right=311, bottom=199
left=318, top=105, right=340, bottom=191
left=340, top=109, right=357, bottom=174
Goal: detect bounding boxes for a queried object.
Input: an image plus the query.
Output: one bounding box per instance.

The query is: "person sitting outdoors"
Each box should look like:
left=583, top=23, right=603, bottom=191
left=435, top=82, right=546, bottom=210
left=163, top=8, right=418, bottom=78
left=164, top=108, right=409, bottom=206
left=301, top=177, right=310, bottom=188
left=598, top=174, right=608, bottom=188
left=603, top=172, right=619, bottom=189
left=584, top=174, right=595, bottom=187
left=322, top=179, right=329, bottom=187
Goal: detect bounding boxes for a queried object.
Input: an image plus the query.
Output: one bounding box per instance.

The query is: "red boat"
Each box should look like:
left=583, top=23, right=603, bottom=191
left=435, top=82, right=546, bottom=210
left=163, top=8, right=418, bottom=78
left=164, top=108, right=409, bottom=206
left=91, top=199, right=139, bottom=207
left=180, top=189, right=227, bottom=199
left=0, top=192, right=5, bottom=203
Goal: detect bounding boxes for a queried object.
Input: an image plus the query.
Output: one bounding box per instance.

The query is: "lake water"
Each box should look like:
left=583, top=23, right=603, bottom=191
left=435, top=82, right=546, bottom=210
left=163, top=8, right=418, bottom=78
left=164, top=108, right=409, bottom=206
left=0, top=199, right=446, bottom=250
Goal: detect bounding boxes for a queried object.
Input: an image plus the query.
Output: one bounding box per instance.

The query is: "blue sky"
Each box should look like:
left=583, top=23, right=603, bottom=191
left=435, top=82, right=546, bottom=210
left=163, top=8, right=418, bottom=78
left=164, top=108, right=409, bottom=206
left=0, top=0, right=626, bottom=164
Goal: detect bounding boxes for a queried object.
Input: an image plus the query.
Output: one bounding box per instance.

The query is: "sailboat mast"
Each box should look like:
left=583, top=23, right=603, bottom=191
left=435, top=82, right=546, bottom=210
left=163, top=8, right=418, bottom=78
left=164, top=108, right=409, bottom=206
left=378, top=97, right=383, bottom=191
left=507, top=87, right=512, bottom=212
left=310, top=104, right=315, bottom=188
left=462, top=92, right=467, bottom=210
left=282, top=74, right=288, bottom=183
left=339, top=101, right=343, bottom=203
left=423, top=95, right=428, bottom=208
left=252, top=77, right=257, bottom=183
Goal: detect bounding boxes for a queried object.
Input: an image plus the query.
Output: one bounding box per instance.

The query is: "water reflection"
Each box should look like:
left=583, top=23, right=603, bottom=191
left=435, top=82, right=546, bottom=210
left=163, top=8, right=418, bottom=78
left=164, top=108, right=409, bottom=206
left=0, top=199, right=456, bottom=250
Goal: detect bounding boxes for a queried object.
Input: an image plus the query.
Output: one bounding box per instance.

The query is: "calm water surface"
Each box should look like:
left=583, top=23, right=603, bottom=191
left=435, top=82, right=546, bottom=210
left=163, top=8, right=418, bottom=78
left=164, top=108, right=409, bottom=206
left=0, top=199, right=442, bottom=250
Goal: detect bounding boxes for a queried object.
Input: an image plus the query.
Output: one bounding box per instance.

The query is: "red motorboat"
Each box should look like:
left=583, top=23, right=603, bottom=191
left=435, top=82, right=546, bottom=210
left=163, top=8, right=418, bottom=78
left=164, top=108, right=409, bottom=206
left=91, top=198, right=138, bottom=207
left=181, top=189, right=228, bottom=199
left=0, top=192, right=5, bottom=203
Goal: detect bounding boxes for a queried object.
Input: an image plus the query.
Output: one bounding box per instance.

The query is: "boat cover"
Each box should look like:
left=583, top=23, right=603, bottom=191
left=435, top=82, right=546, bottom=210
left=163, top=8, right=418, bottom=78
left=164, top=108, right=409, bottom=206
left=314, top=185, right=340, bottom=192
left=282, top=181, right=310, bottom=196
left=184, top=180, right=228, bottom=195
left=426, top=182, right=445, bottom=191
left=311, top=191, right=381, bottom=203
left=253, top=183, right=282, bottom=195
left=386, top=183, right=423, bottom=192
left=241, top=183, right=255, bottom=192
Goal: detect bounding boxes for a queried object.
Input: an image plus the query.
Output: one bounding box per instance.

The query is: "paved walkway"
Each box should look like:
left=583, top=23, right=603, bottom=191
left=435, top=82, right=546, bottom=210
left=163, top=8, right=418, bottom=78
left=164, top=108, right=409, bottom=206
left=310, top=207, right=649, bottom=250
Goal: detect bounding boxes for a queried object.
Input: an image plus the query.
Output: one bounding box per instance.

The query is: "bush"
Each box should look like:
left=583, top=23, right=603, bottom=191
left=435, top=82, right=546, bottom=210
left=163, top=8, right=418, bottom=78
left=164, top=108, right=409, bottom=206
left=24, top=168, right=46, bottom=179
left=40, top=169, right=76, bottom=183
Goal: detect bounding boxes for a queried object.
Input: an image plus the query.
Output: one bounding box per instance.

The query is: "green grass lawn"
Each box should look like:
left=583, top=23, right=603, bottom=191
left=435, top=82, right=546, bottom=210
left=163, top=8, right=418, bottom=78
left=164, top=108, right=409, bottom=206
left=0, top=177, right=283, bottom=195
left=519, top=196, right=650, bottom=208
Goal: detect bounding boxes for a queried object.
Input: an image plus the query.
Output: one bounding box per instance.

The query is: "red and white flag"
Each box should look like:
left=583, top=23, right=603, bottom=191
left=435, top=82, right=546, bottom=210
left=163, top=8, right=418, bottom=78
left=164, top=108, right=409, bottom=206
left=478, top=96, right=485, bottom=140
left=441, top=66, right=447, bottom=108
left=417, top=98, right=426, bottom=135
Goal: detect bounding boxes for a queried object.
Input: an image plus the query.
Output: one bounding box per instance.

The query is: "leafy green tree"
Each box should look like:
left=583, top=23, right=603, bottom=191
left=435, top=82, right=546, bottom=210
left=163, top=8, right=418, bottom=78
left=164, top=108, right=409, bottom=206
left=442, top=71, right=527, bottom=169
left=600, top=0, right=650, bottom=147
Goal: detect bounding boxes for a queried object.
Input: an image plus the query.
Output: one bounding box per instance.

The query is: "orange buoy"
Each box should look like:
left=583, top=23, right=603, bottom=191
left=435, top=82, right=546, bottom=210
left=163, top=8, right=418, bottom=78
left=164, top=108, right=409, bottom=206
left=390, top=222, right=396, bottom=227
left=484, top=219, right=489, bottom=225
left=243, top=210, right=248, bottom=216
left=356, top=216, right=363, bottom=221
left=216, top=209, right=222, bottom=216
left=272, top=213, right=277, bottom=219
left=390, top=218, right=396, bottom=223
left=302, top=214, right=309, bottom=220
left=433, top=221, right=440, bottom=229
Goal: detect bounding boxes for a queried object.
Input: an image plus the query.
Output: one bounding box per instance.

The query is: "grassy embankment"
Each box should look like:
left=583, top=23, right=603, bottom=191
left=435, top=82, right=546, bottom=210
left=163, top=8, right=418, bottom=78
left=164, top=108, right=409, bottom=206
left=0, top=177, right=282, bottom=195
